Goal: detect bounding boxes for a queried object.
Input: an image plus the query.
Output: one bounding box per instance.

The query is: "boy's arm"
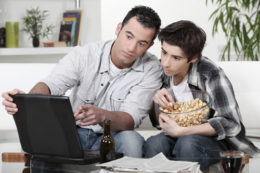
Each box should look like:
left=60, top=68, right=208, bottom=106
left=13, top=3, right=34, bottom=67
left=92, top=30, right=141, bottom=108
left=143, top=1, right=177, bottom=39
left=159, top=114, right=216, bottom=137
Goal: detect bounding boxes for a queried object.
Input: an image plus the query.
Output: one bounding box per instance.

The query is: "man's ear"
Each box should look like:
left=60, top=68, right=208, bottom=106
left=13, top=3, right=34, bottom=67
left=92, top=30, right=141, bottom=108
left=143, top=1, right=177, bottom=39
left=115, top=23, right=122, bottom=36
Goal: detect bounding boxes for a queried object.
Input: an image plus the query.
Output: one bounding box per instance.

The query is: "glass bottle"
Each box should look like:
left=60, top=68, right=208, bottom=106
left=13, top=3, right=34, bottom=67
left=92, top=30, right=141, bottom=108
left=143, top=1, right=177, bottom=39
left=100, top=119, right=115, bottom=163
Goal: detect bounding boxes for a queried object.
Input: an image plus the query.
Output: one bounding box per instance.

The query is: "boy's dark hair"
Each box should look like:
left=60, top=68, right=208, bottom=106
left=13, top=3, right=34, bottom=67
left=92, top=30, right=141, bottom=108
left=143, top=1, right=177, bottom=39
left=122, top=6, right=161, bottom=41
left=158, top=20, right=206, bottom=61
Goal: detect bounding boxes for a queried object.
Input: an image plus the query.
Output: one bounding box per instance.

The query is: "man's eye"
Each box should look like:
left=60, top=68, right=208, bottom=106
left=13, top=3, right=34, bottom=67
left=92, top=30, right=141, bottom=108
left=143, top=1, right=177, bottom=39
left=139, top=42, right=146, bottom=47
left=127, top=35, right=132, bottom=39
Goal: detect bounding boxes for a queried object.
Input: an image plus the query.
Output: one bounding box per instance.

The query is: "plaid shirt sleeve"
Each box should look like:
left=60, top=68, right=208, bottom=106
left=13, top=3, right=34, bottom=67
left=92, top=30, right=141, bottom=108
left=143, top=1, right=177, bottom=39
left=204, top=66, right=242, bottom=140
left=188, top=57, right=259, bottom=155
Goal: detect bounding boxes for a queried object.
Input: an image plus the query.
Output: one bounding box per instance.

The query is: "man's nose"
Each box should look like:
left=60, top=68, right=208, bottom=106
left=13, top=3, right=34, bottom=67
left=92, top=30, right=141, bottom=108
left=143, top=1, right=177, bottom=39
left=127, top=41, right=137, bottom=52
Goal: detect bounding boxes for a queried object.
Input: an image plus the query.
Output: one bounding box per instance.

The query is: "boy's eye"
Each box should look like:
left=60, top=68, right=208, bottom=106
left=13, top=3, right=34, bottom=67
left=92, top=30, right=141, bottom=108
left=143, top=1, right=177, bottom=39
left=173, top=56, right=181, bottom=61
left=127, top=35, right=132, bottom=39
left=162, top=50, right=167, bottom=55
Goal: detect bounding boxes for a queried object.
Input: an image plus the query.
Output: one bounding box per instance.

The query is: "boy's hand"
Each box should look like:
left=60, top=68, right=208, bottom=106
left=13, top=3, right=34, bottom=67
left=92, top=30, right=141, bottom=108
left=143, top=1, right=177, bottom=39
left=159, top=113, right=184, bottom=137
left=153, top=88, right=174, bottom=108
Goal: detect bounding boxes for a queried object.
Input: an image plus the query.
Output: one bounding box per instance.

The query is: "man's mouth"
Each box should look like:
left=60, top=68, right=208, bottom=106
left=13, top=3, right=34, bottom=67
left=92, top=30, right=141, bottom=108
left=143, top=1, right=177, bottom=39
left=122, top=51, right=133, bottom=58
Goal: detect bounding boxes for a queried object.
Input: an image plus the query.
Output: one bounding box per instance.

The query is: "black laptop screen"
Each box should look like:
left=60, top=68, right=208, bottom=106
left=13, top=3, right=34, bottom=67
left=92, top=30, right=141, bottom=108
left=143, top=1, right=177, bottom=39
left=12, top=94, right=84, bottom=158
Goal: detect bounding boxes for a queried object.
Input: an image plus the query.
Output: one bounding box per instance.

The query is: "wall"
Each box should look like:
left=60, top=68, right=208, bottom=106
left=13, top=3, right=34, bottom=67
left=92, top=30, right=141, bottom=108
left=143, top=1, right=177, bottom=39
left=0, top=0, right=101, bottom=129
left=0, top=63, right=55, bottom=129
left=100, top=0, right=226, bottom=61
left=0, top=0, right=226, bottom=58
left=0, top=0, right=101, bottom=47
left=0, top=0, right=229, bottom=129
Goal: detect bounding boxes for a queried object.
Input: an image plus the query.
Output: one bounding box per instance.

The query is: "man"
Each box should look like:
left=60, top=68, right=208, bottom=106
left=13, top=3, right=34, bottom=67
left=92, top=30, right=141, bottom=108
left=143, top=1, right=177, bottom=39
left=144, top=20, right=259, bottom=171
left=2, top=5, right=162, bottom=158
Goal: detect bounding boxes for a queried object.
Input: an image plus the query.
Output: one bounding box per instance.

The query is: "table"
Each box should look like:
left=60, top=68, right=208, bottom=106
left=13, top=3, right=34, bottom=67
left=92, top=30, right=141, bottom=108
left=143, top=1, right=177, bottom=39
left=1, top=160, right=102, bottom=173
left=1, top=155, right=260, bottom=173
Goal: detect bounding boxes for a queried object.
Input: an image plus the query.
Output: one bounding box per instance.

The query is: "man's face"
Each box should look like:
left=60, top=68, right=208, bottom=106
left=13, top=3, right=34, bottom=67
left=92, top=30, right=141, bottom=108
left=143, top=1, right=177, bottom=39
left=161, top=41, right=197, bottom=78
left=111, top=17, right=155, bottom=69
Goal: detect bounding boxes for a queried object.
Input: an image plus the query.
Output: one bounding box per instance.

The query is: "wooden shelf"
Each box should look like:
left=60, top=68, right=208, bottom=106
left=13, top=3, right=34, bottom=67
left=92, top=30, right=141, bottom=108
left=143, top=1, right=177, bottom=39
left=0, top=47, right=74, bottom=56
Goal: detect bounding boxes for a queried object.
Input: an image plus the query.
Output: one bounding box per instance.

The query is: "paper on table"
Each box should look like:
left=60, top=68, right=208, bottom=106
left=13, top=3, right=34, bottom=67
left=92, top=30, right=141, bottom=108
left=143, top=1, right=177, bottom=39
left=96, top=153, right=201, bottom=173
left=143, top=153, right=199, bottom=172
left=97, top=156, right=147, bottom=170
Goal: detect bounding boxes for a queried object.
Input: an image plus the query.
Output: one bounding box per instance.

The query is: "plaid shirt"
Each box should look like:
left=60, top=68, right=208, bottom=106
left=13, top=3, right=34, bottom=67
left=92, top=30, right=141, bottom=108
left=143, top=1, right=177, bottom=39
left=162, top=56, right=259, bottom=156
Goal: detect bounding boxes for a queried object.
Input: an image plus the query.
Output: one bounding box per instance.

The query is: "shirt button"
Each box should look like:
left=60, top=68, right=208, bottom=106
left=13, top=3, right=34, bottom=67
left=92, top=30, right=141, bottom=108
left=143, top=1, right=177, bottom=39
left=101, top=83, right=104, bottom=86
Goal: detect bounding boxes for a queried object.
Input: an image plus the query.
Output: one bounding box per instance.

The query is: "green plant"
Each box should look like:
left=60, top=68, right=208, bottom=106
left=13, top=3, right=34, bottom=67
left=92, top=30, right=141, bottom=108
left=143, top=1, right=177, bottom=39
left=206, top=0, right=260, bottom=61
left=22, top=7, right=54, bottom=40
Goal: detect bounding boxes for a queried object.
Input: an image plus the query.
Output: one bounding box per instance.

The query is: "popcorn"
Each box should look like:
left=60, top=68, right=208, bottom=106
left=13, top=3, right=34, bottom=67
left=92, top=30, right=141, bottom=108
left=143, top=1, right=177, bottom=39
left=160, top=98, right=209, bottom=127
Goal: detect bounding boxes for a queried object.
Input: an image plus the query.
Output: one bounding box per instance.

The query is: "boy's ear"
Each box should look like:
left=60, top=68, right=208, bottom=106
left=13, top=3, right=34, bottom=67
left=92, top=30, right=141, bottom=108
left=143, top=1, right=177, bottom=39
left=190, top=56, right=199, bottom=63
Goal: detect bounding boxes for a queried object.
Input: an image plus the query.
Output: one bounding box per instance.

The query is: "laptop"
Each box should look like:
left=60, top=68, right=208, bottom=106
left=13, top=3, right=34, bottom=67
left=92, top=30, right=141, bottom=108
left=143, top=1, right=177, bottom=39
left=12, top=94, right=122, bottom=164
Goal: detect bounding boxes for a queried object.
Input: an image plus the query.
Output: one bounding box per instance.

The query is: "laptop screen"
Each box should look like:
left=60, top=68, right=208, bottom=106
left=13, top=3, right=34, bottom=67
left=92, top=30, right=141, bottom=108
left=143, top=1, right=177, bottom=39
left=12, top=94, right=84, bottom=158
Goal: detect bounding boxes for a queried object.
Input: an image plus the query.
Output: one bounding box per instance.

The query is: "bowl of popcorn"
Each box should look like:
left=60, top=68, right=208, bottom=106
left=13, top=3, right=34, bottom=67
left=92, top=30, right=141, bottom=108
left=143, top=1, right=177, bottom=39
left=159, top=90, right=212, bottom=127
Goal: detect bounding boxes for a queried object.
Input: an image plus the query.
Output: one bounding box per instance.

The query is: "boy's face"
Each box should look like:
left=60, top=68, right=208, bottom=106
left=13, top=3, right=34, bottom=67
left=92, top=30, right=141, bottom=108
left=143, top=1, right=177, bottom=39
left=161, top=41, right=197, bottom=78
left=111, top=17, right=155, bottom=69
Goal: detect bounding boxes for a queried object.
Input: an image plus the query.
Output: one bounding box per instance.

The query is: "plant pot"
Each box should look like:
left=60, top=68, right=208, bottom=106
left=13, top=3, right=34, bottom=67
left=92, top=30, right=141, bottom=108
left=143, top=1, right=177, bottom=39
left=32, top=37, right=40, bottom=47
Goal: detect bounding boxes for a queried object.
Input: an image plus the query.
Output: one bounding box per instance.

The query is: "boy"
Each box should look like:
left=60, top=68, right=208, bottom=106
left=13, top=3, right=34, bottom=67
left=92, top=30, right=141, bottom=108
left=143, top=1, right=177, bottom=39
left=144, top=20, right=259, bottom=171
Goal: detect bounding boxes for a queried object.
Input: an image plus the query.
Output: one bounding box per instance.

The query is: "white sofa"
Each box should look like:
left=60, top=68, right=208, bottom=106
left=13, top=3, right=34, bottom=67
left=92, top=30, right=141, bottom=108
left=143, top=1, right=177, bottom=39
left=138, top=61, right=260, bottom=148
left=1, top=61, right=259, bottom=173
left=0, top=61, right=260, bottom=147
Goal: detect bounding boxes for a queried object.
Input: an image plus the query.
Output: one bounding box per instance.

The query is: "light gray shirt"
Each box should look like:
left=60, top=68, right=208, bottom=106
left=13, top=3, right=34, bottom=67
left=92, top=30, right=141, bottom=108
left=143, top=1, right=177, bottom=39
left=41, top=40, right=162, bottom=133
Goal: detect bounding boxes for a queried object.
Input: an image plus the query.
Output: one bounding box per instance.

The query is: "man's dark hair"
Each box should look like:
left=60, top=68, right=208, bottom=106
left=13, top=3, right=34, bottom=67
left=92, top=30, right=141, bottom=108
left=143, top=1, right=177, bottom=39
left=158, top=20, right=206, bottom=61
left=122, top=5, right=161, bottom=41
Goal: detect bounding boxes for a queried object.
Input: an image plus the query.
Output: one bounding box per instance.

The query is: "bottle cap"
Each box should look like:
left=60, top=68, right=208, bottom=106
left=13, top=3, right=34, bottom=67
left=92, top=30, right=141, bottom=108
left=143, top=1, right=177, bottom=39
left=104, top=119, right=111, bottom=124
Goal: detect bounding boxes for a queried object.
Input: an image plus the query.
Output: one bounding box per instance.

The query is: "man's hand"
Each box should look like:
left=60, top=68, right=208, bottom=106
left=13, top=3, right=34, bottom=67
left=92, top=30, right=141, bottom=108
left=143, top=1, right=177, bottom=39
left=159, top=113, right=184, bottom=138
left=153, top=88, right=174, bottom=108
left=74, top=105, right=134, bottom=131
left=1, top=89, right=25, bottom=115
left=74, top=104, right=106, bottom=126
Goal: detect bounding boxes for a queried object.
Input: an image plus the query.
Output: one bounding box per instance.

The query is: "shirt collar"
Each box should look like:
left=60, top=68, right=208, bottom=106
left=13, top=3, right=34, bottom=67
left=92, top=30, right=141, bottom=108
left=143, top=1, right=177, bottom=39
left=99, top=40, right=113, bottom=74
left=188, top=59, right=199, bottom=87
left=188, top=57, right=211, bottom=89
left=99, top=39, right=144, bottom=74
left=130, top=53, right=144, bottom=72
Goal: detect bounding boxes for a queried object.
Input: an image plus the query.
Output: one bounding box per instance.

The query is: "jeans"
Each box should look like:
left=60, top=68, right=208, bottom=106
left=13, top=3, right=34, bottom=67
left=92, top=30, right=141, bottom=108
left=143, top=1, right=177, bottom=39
left=77, top=127, right=145, bottom=158
left=143, top=133, right=229, bottom=171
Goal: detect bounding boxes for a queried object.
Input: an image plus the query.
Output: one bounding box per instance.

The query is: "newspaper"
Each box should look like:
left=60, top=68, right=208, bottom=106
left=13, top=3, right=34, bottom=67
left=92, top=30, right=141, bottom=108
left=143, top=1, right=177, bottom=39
left=96, top=153, right=201, bottom=173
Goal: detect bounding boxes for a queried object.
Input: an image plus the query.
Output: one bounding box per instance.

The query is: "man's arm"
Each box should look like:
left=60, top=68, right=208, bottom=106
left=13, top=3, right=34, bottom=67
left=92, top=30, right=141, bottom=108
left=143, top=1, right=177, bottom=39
left=29, top=82, right=51, bottom=95
left=74, top=104, right=134, bottom=131
left=102, top=111, right=134, bottom=131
